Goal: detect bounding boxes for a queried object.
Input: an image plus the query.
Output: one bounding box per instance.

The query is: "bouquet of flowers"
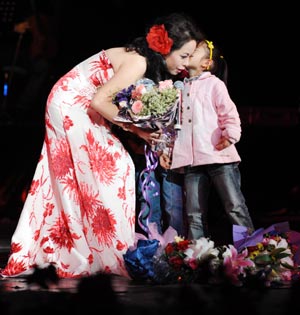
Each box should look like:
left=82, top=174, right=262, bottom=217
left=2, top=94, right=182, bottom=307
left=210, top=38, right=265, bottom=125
left=112, top=78, right=181, bottom=131
left=113, top=78, right=182, bottom=234
left=232, top=222, right=300, bottom=287
left=123, top=222, right=300, bottom=287
left=243, top=232, right=294, bottom=286
left=152, top=236, right=222, bottom=284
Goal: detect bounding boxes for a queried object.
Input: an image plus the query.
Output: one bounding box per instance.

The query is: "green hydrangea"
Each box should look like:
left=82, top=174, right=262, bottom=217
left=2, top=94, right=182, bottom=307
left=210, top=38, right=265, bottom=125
left=139, top=86, right=178, bottom=116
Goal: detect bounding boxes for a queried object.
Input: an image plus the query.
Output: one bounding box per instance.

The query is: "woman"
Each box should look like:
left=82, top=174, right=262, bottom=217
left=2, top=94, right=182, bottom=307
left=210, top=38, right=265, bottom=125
left=1, top=12, right=204, bottom=278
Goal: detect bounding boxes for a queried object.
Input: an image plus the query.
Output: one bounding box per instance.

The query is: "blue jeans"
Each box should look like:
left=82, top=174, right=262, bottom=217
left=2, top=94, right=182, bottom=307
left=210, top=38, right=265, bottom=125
left=184, top=162, right=254, bottom=240
left=135, top=154, right=184, bottom=236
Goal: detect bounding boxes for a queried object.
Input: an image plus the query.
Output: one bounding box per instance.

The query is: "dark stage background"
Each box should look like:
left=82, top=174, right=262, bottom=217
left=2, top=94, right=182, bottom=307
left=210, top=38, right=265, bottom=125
left=1, top=0, right=300, bottom=107
left=55, top=0, right=300, bottom=108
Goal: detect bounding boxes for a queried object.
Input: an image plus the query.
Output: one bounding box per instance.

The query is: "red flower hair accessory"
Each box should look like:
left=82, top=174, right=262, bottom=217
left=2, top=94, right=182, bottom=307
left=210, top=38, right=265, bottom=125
left=146, top=24, right=173, bottom=55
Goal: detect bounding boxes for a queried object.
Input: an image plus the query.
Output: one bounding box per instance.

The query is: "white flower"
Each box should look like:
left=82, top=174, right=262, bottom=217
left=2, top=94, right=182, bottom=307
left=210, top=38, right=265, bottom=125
left=277, top=238, right=288, bottom=249
left=184, top=237, right=219, bottom=263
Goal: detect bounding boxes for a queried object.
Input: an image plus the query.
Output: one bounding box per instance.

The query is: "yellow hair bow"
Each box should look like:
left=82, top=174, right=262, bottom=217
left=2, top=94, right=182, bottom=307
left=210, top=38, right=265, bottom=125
left=205, top=40, right=214, bottom=60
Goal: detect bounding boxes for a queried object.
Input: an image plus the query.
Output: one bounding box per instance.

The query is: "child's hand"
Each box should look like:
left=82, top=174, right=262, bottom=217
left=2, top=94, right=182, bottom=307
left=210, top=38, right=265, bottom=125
left=215, top=137, right=232, bottom=151
left=159, top=153, right=171, bottom=169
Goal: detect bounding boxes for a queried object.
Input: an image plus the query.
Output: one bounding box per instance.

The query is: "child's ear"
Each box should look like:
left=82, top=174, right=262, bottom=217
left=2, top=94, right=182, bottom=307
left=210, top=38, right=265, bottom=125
left=205, top=59, right=213, bottom=70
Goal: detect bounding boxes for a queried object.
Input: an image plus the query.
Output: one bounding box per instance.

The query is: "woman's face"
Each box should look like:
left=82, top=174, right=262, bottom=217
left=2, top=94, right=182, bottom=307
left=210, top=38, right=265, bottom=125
left=165, top=40, right=197, bottom=75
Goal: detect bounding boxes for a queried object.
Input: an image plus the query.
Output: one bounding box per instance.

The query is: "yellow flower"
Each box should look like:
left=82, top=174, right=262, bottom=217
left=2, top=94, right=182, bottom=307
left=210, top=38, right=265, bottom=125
left=174, top=236, right=185, bottom=243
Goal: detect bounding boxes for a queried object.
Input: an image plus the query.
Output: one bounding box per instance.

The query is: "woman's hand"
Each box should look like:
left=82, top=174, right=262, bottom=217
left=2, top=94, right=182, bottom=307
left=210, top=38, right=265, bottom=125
left=138, top=128, right=162, bottom=147
left=123, top=124, right=162, bottom=146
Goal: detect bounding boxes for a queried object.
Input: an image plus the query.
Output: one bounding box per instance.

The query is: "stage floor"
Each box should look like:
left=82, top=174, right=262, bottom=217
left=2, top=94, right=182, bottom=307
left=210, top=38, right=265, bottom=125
left=1, top=225, right=300, bottom=315
left=1, top=267, right=300, bottom=315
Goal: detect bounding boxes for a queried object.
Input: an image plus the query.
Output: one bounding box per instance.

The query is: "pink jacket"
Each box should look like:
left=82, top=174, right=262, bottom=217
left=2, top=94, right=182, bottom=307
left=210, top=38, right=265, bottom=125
left=171, top=72, right=242, bottom=170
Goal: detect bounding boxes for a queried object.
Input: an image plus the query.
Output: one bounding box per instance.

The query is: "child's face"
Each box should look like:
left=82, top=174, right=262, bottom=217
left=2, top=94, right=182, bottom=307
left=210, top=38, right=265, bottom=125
left=188, top=42, right=210, bottom=75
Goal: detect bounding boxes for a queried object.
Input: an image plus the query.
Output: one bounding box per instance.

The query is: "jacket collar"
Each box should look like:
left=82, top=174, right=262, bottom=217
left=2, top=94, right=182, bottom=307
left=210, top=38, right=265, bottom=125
left=184, top=71, right=211, bottom=83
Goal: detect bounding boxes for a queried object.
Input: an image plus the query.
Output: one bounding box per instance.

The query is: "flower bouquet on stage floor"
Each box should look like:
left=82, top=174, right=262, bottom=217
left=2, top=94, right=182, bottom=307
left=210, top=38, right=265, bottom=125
left=123, top=221, right=300, bottom=287
left=112, top=78, right=183, bottom=233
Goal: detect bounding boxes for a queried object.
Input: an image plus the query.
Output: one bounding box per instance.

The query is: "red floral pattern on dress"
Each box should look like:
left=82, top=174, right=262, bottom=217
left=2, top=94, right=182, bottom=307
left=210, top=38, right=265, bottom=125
left=1, top=258, right=27, bottom=276
left=10, top=242, right=22, bottom=254
left=78, top=182, right=102, bottom=218
left=52, top=138, right=73, bottom=179
left=48, top=211, right=81, bottom=251
left=116, top=240, right=126, bottom=251
left=81, top=130, right=118, bottom=185
left=63, top=116, right=73, bottom=130
left=1, top=50, right=135, bottom=279
left=28, top=179, right=40, bottom=196
left=91, top=204, right=117, bottom=245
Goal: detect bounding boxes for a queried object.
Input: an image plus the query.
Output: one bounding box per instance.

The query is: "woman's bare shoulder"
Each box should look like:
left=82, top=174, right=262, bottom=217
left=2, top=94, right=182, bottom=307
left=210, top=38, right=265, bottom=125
left=105, top=47, right=146, bottom=73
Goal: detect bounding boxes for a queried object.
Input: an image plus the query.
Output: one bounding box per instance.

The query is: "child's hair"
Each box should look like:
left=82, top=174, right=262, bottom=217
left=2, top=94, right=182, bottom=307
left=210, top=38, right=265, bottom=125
left=204, top=40, right=228, bottom=85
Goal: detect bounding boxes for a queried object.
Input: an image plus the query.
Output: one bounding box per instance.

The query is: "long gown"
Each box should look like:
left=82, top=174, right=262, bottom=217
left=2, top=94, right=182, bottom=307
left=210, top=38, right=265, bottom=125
left=0, top=50, right=136, bottom=278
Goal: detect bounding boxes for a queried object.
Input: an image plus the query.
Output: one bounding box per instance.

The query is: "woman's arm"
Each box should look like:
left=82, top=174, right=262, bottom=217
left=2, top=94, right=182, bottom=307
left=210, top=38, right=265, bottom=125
left=90, top=51, right=160, bottom=145
left=90, top=52, right=146, bottom=123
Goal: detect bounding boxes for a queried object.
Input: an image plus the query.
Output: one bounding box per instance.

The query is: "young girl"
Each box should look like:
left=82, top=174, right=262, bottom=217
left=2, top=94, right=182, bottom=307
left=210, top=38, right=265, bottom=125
left=169, top=40, right=255, bottom=240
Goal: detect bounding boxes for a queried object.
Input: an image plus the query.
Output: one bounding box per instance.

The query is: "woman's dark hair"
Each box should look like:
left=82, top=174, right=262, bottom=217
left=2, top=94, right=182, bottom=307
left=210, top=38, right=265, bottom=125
left=125, top=12, right=204, bottom=83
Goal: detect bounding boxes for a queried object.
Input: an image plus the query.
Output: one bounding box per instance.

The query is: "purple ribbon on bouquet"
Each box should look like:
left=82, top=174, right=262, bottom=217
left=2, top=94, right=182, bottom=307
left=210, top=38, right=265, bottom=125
left=138, top=145, right=159, bottom=234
